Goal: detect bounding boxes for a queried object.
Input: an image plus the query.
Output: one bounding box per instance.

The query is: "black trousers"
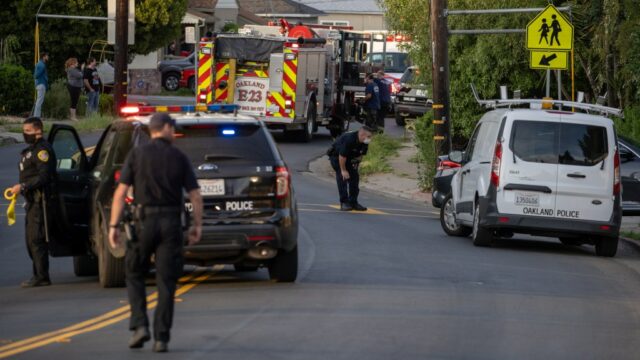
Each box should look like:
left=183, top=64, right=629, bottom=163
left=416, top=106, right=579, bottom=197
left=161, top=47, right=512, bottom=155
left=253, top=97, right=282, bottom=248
left=25, top=197, right=49, bottom=281
left=126, top=212, right=183, bottom=342
left=364, top=108, right=378, bottom=129
left=330, top=157, right=360, bottom=204
left=377, top=102, right=389, bottom=130
left=67, top=85, right=82, bottom=109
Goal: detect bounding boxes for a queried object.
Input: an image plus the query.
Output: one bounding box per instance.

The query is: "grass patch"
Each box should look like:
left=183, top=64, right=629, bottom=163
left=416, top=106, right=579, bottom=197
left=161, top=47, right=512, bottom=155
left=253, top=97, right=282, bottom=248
left=159, top=88, right=195, bottom=97
left=6, top=114, right=114, bottom=134
left=621, top=231, right=640, bottom=241
left=359, top=134, right=403, bottom=176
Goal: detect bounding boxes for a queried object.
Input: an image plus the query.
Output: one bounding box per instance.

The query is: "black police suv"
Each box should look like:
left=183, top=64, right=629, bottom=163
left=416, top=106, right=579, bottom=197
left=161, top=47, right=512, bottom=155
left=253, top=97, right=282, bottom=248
left=394, top=66, right=432, bottom=126
left=619, top=136, right=640, bottom=215
left=44, top=109, right=298, bottom=287
left=431, top=154, right=461, bottom=208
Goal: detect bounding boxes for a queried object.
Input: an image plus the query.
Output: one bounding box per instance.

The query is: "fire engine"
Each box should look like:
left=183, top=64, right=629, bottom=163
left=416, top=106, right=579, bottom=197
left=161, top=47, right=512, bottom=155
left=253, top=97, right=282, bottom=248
left=194, top=21, right=394, bottom=141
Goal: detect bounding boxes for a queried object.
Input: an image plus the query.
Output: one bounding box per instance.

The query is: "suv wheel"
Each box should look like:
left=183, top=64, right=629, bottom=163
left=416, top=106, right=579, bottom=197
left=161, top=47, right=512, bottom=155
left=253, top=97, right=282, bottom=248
left=97, top=218, right=126, bottom=288
left=472, top=202, right=493, bottom=247
left=268, top=246, right=298, bottom=283
left=395, top=113, right=406, bottom=126
left=73, top=254, right=98, bottom=277
left=440, top=194, right=472, bottom=237
left=595, top=237, right=618, bottom=257
left=163, top=72, right=180, bottom=91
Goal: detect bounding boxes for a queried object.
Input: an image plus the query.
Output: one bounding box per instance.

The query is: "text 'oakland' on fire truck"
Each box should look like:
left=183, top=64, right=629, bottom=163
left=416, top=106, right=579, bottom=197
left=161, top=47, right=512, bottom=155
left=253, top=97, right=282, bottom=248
left=195, top=20, right=397, bottom=141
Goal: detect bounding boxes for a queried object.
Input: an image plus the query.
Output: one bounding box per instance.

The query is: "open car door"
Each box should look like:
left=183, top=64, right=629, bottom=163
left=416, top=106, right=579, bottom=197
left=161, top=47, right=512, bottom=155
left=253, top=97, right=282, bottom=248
left=46, top=124, right=91, bottom=257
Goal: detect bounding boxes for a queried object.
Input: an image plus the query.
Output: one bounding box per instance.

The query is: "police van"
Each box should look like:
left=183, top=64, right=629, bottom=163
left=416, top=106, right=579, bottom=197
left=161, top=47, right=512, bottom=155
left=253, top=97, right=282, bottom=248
left=440, top=91, right=623, bottom=257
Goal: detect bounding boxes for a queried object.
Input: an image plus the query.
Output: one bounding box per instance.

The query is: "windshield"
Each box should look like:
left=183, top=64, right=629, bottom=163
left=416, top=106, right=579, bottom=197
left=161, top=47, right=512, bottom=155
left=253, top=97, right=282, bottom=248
left=365, top=52, right=411, bottom=73
left=400, top=68, right=421, bottom=84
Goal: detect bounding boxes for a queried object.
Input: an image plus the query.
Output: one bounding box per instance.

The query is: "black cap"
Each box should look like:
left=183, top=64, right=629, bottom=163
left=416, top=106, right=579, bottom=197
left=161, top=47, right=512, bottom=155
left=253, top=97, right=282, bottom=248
left=148, top=113, right=176, bottom=132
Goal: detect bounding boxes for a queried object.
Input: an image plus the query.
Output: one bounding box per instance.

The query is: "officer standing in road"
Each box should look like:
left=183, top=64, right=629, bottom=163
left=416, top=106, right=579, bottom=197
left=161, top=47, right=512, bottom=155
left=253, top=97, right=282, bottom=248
left=362, top=74, right=380, bottom=130
left=8, top=117, right=56, bottom=287
left=108, top=113, right=203, bottom=353
left=374, top=70, right=392, bottom=131
left=328, top=126, right=374, bottom=211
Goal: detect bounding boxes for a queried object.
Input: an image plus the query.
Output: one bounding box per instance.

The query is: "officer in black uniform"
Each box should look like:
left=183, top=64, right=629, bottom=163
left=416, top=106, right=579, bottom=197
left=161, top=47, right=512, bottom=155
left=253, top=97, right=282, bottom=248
left=328, top=126, right=374, bottom=211
left=108, top=113, right=203, bottom=353
left=9, top=117, right=56, bottom=288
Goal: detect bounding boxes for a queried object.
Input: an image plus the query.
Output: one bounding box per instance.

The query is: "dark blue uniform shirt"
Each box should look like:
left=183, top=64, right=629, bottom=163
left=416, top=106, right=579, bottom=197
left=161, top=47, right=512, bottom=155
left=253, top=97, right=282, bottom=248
left=364, top=82, right=381, bottom=110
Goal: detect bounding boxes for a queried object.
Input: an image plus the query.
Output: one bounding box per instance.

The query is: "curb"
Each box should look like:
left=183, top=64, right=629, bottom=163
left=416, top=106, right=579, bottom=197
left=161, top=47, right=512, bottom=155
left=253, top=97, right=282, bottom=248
left=620, top=236, right=640, bottom=253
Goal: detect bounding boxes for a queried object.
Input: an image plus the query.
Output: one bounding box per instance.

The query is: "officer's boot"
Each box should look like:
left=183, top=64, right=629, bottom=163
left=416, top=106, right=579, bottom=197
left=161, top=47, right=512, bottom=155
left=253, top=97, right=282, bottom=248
left=128, top=326, right=151, bottom=348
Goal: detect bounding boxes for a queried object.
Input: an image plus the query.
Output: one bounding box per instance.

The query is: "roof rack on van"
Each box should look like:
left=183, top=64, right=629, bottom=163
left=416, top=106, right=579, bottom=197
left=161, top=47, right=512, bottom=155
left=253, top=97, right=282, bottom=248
left=470, top=84, right=623, bottom=119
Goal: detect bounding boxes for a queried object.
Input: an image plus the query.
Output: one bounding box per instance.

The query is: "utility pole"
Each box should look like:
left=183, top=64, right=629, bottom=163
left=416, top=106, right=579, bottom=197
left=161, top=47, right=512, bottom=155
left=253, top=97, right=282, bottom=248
left=113, top=0, right=128, bottom=113
left=430, top=0, right=451, bottom=155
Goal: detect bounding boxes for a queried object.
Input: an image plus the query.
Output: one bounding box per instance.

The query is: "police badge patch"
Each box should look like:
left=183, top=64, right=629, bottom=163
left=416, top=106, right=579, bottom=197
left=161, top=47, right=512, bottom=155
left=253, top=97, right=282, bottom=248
left=37, top=150, right=49, bottom=162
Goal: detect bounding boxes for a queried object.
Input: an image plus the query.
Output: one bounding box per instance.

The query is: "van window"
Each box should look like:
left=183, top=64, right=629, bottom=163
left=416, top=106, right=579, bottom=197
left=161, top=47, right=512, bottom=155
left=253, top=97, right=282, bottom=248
left=466, top=123, right=483, bottom=161
left=558, top=123, right=608, bottom=166
left=510, top=121, right=559, bottom=164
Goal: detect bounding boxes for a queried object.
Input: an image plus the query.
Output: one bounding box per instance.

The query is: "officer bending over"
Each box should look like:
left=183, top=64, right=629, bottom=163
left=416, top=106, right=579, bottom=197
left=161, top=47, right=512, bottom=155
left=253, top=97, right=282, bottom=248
left=328, top=126, right=374, bottom=211
left=9, top=117, right=56, bottom=287
left=108, top=113, right=203, bottom=353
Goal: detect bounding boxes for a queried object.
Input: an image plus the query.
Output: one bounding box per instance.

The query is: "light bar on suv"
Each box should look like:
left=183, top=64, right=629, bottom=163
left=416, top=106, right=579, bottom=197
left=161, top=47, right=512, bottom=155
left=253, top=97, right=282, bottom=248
left=120, top=104, right=240, bottom=117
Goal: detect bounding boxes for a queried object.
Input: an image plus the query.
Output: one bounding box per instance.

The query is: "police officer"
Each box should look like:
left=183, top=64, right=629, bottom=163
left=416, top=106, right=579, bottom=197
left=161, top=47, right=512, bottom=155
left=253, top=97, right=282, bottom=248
left=374, top=70, right=392, bottom=130
left=108, top=113, right=203, bottom=353
left=362, top=74, right=380, bottom=130
left=328, top=126, right=374, bottom=211
left=9, top=117, right=56, bottom=288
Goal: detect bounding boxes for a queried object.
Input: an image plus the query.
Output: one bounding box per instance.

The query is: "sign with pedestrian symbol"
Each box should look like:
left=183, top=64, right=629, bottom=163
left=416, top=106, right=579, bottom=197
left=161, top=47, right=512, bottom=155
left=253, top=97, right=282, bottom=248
left=530, top=51, right=568, bottom=70
left=526, top=5, right=573, bottom=51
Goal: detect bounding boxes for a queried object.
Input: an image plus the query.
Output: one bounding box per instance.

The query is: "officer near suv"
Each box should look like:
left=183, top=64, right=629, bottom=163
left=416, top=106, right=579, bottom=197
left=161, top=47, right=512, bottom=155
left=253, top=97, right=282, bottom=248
left=108, top=113, right=203, bottom=352
left=328, top=126, right=374, bottom=211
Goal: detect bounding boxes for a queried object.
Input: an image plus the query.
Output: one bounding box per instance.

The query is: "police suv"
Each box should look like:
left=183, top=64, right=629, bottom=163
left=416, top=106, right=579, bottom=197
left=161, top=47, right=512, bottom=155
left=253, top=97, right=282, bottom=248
left=44, top=104, right=298, bottom=287
left=440, top=95, right=623, bottom=257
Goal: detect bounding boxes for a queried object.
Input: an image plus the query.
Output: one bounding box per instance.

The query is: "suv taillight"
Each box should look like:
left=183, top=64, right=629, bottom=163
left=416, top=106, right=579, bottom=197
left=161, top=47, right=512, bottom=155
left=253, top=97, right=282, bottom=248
left=437, top=160, right=461, bottom=171
left=276, top=166, right=290, bottom=199
left=490, top=142, right=502, bottom=188
left=614, top=148, right=621, bottom=196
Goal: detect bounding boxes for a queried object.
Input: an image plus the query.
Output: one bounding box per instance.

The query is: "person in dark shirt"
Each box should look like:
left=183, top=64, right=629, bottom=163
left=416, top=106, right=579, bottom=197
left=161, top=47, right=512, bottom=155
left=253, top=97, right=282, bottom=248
left=108, top=113, right=203, bottom=353
left=8, top=117, right=57, bottom=287
left=328, top=126, right=374, bottom=211
left=83, top=57, right=102, bottom=115
left=374, top=70, right=392, bottom=131
left=363, top=74, right=380, bottom=130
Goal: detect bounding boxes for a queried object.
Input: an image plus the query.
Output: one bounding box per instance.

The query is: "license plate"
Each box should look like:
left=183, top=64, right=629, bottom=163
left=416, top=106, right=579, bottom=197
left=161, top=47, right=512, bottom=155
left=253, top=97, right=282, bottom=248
left=416, top=89, right=426, bottom=97
left=515, top=193, right=539, bottom=206
left=404, top=97, right=416, bottom=102
left=199, top=179, right=225, bottom=196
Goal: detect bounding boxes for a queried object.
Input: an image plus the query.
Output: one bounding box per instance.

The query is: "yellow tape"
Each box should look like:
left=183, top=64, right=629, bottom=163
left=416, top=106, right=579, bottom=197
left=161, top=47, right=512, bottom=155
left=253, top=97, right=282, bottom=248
left=4, top=188, right=16, bottom=226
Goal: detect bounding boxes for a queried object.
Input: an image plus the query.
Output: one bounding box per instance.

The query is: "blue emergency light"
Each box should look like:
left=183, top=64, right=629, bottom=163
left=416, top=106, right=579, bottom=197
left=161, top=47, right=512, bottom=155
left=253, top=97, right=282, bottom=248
left=222, top=129, right=236, bottom=136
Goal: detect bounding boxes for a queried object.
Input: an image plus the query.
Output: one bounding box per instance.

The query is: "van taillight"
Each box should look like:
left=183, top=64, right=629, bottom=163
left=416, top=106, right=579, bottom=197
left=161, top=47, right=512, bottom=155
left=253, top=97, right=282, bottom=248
left=276, top=166, right=290, bottom=199
left=491, top=142, right=502, bottom=187
left=614, top=148, right=621, bottom=196
left=114, top=170, right=121, bottom=183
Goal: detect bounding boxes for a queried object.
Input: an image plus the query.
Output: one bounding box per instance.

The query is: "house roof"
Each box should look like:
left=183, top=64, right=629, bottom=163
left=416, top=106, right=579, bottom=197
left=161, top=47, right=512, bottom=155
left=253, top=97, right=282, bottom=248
left=189, top=0, right=322, bottom=16
left=296, top=0, right=383, bottom=14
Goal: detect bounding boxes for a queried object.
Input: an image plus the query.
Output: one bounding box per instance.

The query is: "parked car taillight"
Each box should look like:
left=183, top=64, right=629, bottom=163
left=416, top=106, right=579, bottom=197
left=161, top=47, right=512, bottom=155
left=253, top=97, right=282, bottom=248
left=276, top=166, right=290, bottom=199
left=437, top=160, right=461, bottom=171
left=490, top=142, right=502, bottom=187
left=614, top=148, right=621, bottom=196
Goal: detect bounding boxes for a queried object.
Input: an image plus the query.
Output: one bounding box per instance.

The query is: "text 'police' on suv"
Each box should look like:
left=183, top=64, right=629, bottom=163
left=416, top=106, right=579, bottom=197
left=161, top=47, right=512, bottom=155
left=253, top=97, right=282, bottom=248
left=44, top=105, right=298, bottom=287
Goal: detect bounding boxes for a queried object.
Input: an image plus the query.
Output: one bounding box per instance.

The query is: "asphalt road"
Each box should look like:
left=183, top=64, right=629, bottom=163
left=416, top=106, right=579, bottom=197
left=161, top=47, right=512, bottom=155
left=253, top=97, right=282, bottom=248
left=2, top=121, right=640, bottom=359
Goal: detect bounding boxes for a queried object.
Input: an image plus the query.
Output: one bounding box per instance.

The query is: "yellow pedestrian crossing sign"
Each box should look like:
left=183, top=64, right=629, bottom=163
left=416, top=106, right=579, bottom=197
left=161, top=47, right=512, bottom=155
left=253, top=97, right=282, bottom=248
left=526, top=5, right=573, bottom=51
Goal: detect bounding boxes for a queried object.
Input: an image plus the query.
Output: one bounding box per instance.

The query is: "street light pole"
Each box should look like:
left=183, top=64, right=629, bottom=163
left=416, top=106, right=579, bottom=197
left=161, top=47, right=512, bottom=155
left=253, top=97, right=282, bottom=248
left=113, top=0, right=128, bottom=113
left=430, top=0, right=451, bottom=155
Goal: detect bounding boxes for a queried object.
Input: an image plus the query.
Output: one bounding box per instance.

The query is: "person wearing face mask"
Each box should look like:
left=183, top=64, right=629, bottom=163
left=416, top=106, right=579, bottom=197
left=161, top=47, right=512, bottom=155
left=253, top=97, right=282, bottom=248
left=327, top=126, right=374, bottom=211
left=8, top=117, right=57, bottom=287
left=108, top=113, right=203, bottom=353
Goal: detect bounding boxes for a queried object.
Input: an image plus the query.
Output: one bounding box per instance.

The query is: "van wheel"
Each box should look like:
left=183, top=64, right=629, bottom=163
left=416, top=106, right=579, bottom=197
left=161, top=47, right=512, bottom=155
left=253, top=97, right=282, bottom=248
left=472, top=203, right=493, bottom=247
left=73, top=254, right=98, bottom=277
left=98, top=219, right=126, bottom=288
left=395, top=113, right=406, bottom=126
left=268, top=246, right=298, bottom=283
left=440, top=194, right=472, bottom=237
left=595, top=237, right=618, bottom=257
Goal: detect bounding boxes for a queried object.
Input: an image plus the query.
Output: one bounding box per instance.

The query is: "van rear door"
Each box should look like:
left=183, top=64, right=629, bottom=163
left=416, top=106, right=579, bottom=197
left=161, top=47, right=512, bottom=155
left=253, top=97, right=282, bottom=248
left=498, top=119, right=559, bottom=218
left=555, top=116, right=613, bottom=222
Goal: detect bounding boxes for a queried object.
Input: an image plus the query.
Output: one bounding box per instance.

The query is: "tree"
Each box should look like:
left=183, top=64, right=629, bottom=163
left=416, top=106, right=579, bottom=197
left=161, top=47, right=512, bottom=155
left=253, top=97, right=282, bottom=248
left=0, top=0, right=187, bottom=81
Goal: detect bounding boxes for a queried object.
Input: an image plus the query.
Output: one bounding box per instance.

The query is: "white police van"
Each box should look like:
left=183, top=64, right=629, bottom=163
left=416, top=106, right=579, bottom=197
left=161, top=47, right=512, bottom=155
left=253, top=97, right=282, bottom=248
left=440, top=91, right=623, bottom=257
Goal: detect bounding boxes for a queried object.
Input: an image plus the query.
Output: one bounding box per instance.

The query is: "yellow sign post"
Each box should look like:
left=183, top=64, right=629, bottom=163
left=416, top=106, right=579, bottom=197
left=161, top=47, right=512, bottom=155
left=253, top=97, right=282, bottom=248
left=526, top=5, right=574, bottom=51
left=530, top=50, right=569, bottom=70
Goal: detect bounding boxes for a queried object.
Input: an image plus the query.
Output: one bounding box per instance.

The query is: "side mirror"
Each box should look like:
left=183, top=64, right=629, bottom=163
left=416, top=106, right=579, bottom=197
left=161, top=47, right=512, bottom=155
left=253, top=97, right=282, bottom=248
left=448, top=150, right=464, bottom=164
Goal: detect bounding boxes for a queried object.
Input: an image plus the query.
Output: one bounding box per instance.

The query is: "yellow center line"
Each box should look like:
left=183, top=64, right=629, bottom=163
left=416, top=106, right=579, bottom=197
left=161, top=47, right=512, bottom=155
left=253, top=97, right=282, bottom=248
left=0, top=268, right=217, bottom=359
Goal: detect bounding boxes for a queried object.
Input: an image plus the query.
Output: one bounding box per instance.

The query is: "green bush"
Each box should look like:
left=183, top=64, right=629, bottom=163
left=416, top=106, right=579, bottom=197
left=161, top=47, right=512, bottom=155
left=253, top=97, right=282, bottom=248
left=414, top=113, right=437, bottom=191
left=99, top=93, right=115, bottom=116
left=42, top=79, right=71, bottom=119
left=360, top=134, right=403, bottom=176
left=615, top=106, right=640, bottom=144
left=0, top=64, right=34, bottom=115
